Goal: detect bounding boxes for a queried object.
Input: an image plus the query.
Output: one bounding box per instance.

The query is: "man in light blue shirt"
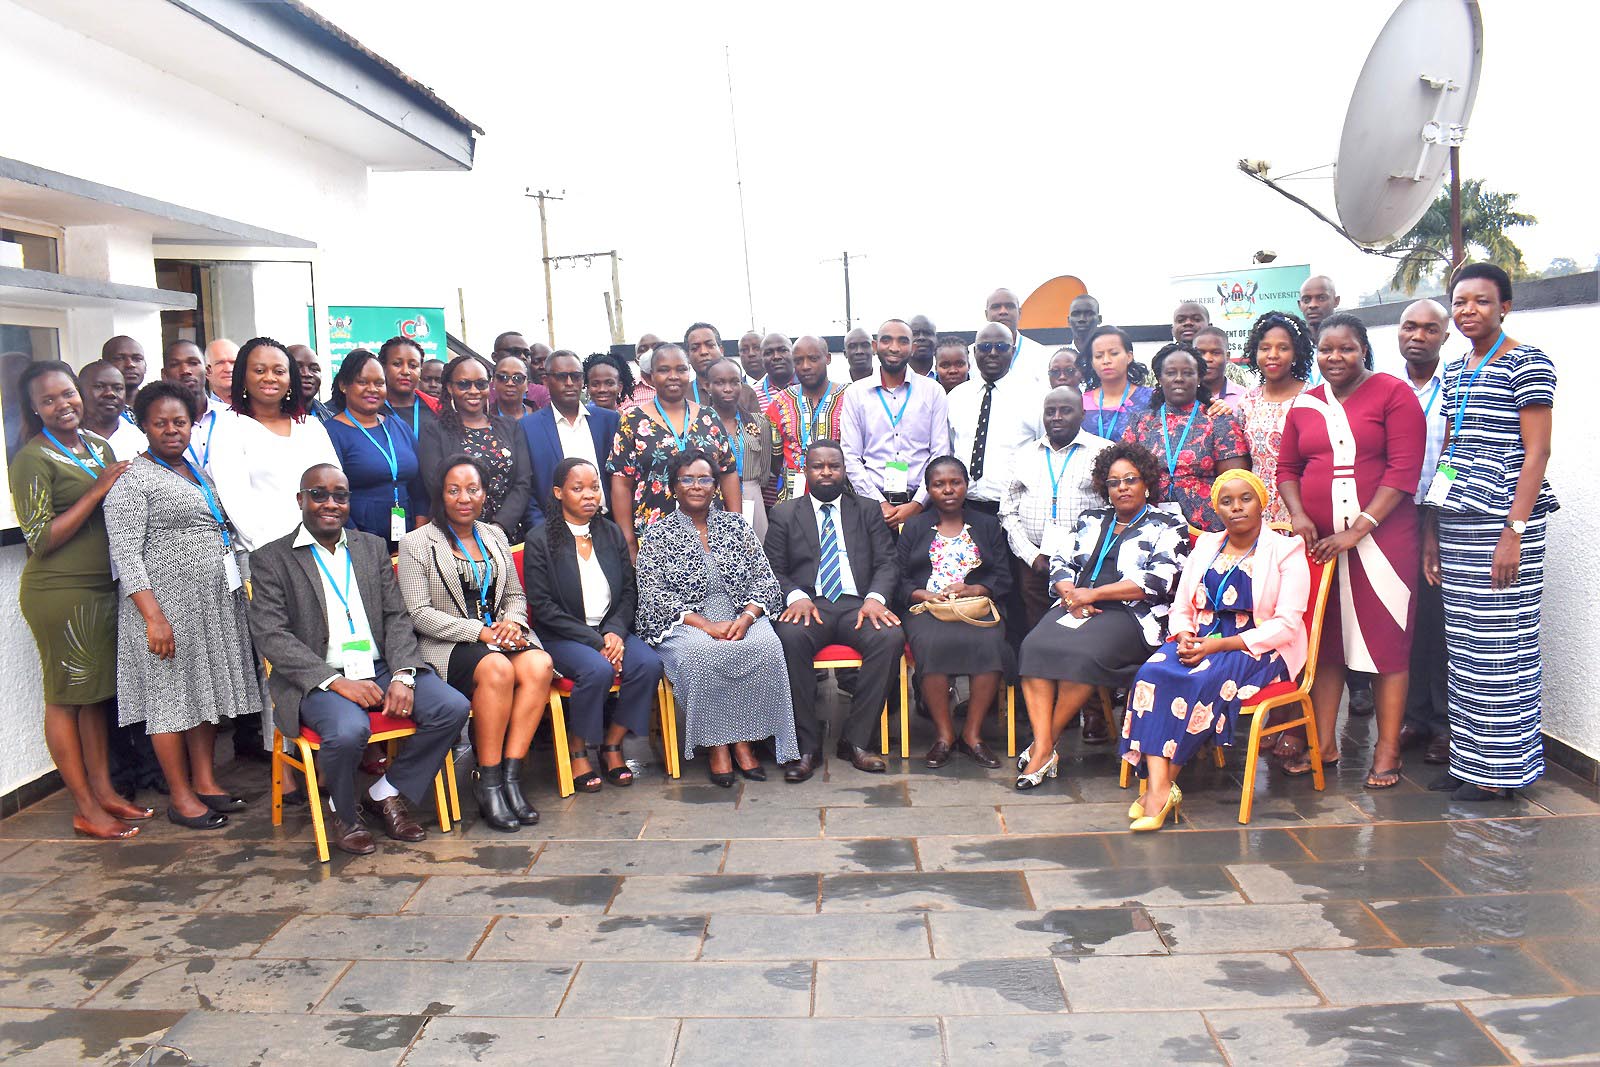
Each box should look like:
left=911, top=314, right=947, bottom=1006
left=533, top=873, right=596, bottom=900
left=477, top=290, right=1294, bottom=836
left=839, top=318, right=951, bottom=528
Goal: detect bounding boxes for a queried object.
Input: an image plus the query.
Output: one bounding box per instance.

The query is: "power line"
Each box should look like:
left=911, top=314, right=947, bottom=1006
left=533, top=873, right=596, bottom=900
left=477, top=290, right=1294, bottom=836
left=724, top=44, right=756, bottom=331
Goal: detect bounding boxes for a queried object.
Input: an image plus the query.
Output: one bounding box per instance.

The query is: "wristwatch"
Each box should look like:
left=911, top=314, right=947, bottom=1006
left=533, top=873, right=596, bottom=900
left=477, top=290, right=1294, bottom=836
left=1505, top=519, right=1528, bottom=535
left=393, top=669, right=417, bottom=689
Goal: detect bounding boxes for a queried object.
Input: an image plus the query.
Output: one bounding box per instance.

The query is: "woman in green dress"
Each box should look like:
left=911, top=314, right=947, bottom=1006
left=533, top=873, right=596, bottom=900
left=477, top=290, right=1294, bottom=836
left=9, top=360, right=150, bottom=839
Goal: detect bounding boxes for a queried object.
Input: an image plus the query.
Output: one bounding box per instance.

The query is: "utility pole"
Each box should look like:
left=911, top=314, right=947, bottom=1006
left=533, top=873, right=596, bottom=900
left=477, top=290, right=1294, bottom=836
left=545, top=248, right=627, bottom=344
left=456, top=287, right=468, bottom=342
left=824, top=252, right=865, bottom=331
left=609, top=250, right=625, bottom=344
left=524, top=188, right=564, bottom=347
left=1448, top=145, right=1465, bottom=274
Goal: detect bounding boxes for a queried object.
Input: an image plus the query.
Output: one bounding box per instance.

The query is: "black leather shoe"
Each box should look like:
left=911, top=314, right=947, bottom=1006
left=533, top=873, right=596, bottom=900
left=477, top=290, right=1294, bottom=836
left=1424, top=733, right=1451, bottom=764
left=1080, top=709, right=1111, bottom=745
left=197, top=792, right=247, bottom=813
left=736, top=760, right=767, bottom=782
left=166, top=806, right=228, bottom=831
left=470, top=765, right=521, bottom=832
left=783, top=753, right=821, bottom=783
left=957, top=738, right=1002, bottom=769
left=835, top=739, right=887, bottom=773
left=924, top=739, right=954, bottom=769
left=501, top=757, right=541, bottom=826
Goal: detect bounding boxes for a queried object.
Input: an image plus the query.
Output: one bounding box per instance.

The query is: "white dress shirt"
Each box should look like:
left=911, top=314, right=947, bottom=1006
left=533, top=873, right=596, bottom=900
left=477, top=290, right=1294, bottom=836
left=1000, top=431, right=1113, bottom=563
left=1408, top=365, right=1448, bottom=502
left=784, top=494, right=885, bottom=605
left=947, top=369, right=1044, bottom=503
left=569, top=522, right=612, bottom=626
left=184, top=406, right=228, bottom=473
left=292, top=525, right=377, bottom=678
left=210, top=413, right=341, bottom=551
left=553, top=405, right=600, bottom=472
left=106, top=416, right=148, bottom=460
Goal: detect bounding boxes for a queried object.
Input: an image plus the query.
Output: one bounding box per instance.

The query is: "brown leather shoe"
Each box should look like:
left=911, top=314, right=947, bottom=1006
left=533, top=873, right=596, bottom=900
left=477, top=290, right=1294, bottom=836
left=783, top=753, right=821, bottom=783
left=924, top=739, right=954, bottom=769
left=360, top=794, right=427, bottom=843
left=835, top=739, right=887, bottom=773
left=1398, top=723, right=1425, bottom=750
left=1424, top=732, right=1451, bottom=765
left=1080, top=708, right=1111, bottom=745
left=957, top=738, right=1002, bottom=769
left=328, top=813, right=375, bottom=856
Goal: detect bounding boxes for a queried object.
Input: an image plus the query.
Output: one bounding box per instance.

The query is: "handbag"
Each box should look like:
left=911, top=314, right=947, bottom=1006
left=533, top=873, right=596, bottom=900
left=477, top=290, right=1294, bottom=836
left=909, top=595, right=1001, bottom=628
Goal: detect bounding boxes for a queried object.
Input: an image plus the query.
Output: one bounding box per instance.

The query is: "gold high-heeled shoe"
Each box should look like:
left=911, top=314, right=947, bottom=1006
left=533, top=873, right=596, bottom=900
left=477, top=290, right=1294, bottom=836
left=1130, top=783, right=1180, bottom=821
left=1131, top=785, right=1182, bottom=832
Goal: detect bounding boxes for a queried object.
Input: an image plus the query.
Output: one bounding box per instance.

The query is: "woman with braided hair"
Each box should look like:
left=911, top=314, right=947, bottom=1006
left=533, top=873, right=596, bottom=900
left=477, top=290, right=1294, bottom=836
left=1237, top=311, right=1316, bottom=526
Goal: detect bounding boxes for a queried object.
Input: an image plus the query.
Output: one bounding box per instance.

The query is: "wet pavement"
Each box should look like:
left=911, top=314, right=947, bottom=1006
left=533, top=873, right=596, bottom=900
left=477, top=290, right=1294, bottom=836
left=1, top=699, right=1597, bottom=1066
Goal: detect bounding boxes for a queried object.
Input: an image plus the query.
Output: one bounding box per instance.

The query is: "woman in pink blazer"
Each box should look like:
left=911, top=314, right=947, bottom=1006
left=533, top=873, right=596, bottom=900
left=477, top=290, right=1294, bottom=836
left=1119, top=471, right=1310, bottom=830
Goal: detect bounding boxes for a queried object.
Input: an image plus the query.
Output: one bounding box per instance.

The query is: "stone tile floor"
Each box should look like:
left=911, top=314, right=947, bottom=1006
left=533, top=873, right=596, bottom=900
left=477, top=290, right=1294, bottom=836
left=1, top=700, right=1598, bottom=1066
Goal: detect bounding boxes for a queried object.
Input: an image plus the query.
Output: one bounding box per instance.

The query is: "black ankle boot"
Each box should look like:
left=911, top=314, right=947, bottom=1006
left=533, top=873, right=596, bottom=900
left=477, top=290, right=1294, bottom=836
left=501, top=757, right=540, bottom=825
left=472, top=763, right=520, bottom=832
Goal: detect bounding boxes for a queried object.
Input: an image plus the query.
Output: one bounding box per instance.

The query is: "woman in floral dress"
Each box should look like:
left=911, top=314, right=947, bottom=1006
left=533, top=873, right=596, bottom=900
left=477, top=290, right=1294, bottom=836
left=1236, top=311, right=1315, bottom=526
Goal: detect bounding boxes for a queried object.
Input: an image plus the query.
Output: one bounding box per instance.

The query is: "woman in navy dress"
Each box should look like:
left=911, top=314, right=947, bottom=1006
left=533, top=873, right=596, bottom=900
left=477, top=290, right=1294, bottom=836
left=323, top=349, right=424, bottom=547
left=1120, top=471, right=1311, bottom=831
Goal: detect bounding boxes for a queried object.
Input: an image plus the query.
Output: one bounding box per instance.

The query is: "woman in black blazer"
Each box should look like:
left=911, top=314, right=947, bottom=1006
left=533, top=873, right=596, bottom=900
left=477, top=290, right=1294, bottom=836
left=417, top=354, right=534, bottom=542
left=895, top=456, right=1014, bottom=770
left=523, top=457, right=665, bottom=790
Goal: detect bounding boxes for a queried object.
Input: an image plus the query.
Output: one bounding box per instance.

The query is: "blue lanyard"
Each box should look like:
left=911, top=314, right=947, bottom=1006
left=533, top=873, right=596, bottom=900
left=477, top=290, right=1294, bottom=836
left=1420, top=378, right=1441, bottom=418
left=120, top=410, right=138, bottom=426
left=385, top=400, right=420, bottom=438
left=41, top=428, right=106, bottom=476
left=149, top=454, right=232, bottom=548
left=875, top=384, right=911, bottom=428
left=1159, top=403, right=1201, bottom=476
left=1096, top=385, right=1132, bottom=439
left=351, top=416, right=402, bottom=506
left=449, top=524, right=494, bottom=623
left=1043, top=443, right=1081, bottom=522
left=654, top=398, right=691, bottom=450
left=310, top=541, right=358, bottom=632
left=718, top=414, right=745, bottom=481
left=185, top=410, right=217, bottom=468
left=1444, top=331, right=1506, bottom=464
left=797, top=390, right=825, bottom=452
left=1202, top=541, right=1257, bottom=633
left=1089, top=505, right=1147, bottom=583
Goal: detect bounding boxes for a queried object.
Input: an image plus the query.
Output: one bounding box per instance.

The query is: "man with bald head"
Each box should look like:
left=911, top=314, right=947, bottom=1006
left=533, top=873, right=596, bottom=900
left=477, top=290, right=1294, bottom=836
left=754, top=332, right=796, bottom=409
left=247, top=463, right=470, bottom=856
left=205, top=338, right=238, bottom=408
left=839, top=317, right=951, bottom=528
left=766, top=335, right=848, bottom=504
left=1298, top=275, right=1340, bottom=336
left=738, top=331, right=765, bottom=383
left=1396, top=298, right=1452, bottom=763
left=843, top=328, right=874, bottom=381
left=949, top=322, right=1041, bottom=515
left=1171, top=302, right=1210, bottom=343
left=101, top=335, right=147, bottom=401
left=493, top=332, right=550, bottom=411
left=909, top=314, right=939, bottom=378
left=985, top=287, right=1049, bottom=382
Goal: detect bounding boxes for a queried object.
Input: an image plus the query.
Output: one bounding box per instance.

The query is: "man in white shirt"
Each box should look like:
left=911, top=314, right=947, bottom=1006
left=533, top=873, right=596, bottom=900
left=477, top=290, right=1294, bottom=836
left=1001, top=385, right=1112, bottom=629
left=80, top=359, right=147, bottom=459
left=984, top=287, right=1049, bottom=383
left=948, top=322, right=1043, bottom=515
left=205, top=338, right=237, bottom=408
left=247, top=465, right=469, bottom=856
left=1398, top=298, right=1452, bottom=764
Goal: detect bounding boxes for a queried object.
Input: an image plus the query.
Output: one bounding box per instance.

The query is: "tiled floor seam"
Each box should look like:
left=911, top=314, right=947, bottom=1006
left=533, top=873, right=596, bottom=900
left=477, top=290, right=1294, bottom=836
left=1350, top=899, right=1408, bottom=948
left=1415, top=854, right=1469, bottom=895
left=304, top=958, right=358, bottom=1013
left=465, top=915, right=503, bottom=960
left=1198, top=1008, right=1242, bottom=1066
left=1280, top=825, right=1321, bottom=860
left=1454, top=997, right=1528, bottom=1066
left=549, top=958, right=584, bottom=1018
left=1283, top=949, right=1333, bottom=1006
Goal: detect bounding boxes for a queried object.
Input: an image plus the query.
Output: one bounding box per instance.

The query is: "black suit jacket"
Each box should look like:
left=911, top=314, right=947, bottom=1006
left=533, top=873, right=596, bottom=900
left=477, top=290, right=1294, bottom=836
left=894, top=507, right=1013, bottom=609
left=522, top=516, right=637, bottom=650
left=764, top=491, right=897, bottom=603
left=416, top=414, right=534, bottom=542
left=246, top=528, right=426, bottom=736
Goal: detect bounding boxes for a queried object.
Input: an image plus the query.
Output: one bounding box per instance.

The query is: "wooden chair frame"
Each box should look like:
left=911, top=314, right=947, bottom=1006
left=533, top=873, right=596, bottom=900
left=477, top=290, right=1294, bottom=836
left=898, top=645, right=1017, bottom=760
left=271, top=719, right=458, bottom=864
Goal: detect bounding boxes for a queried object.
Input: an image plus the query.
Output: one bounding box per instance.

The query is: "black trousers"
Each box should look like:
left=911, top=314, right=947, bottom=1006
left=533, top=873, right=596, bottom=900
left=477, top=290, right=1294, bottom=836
left=775, top=594, right=903, bottom=754
left=1404, top=566, right=1449, bottom=736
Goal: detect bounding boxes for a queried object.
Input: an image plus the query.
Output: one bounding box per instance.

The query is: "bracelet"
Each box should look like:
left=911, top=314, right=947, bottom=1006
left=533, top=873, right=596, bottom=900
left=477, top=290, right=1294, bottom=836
left=1358, top=511, right=1380, bottom=529
left=740, top=608, right=759, bottom=622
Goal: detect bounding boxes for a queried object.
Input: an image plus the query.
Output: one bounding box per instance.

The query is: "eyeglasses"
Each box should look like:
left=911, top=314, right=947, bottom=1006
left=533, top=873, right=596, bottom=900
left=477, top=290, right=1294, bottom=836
left=494, top=372, right=528, bottom=385
left=676, top=475, right=716, bottom=488
left=302, top=488, right=351, bottom=503
left=974, top=342, right=1014, bottom=355
left=452, top=378, right=493, bottom=391
left=548, top=371, right=584, bottom=383
left=1104, top=475, right=1143, bottom=489
left=496, top=346, right=532, bottom=358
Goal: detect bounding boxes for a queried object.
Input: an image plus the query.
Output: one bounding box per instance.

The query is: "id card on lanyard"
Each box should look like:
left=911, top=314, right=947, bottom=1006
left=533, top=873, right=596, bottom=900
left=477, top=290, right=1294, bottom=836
left=1427, top=332, right=1505, bottom=506
left=450, top=525, right=495, bottom=625
left=876, top=385, right=912, bottom=494
left=311, top=542, right=374, bottom=678
left=150, top=454, right=242, bottom=591
left=353, top=417, right=407, bottom=541
left=1040, top=442, right=1081, bottom=559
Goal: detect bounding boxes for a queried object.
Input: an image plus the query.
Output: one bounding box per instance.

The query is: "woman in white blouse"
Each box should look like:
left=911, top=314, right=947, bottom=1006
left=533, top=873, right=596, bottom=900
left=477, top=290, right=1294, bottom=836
left=522, top=458, right=664, bottom=792
left=208, top=337, right=340, bottom=551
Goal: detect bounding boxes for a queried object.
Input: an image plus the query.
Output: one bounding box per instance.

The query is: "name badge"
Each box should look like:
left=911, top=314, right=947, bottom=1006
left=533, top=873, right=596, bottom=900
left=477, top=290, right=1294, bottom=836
left=390, top=507, right=407, bottom=543
left=341, top=637, right=376, bottom=680
left=222, top=550, right=243, bottom=593
left=1040, top=524, right=1071, bottom=561
left=884, top=459, right=910, bottom=495
left=741, top=498, right=757, bottom=525
left=1424, top=464, right=1457, bottom=507
left=789, top=470, right=807, bottom=499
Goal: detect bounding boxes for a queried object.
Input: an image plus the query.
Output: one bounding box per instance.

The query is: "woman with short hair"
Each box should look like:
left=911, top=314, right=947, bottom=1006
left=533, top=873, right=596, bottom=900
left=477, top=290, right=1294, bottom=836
left=416, top=354, right=535, bottom=543
left=323, top=349, right=425, bottom=543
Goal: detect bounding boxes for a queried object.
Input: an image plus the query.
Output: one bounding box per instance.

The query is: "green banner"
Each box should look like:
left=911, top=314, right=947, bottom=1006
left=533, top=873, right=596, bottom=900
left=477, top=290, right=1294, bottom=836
left=316, top=305, right=446, bottom=373
left=1169, top=264, right=1311, bottom=359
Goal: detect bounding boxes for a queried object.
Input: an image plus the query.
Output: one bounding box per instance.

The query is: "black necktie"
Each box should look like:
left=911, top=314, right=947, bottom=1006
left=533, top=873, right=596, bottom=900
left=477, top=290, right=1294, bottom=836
left=970, top=381, right=995, bottom=481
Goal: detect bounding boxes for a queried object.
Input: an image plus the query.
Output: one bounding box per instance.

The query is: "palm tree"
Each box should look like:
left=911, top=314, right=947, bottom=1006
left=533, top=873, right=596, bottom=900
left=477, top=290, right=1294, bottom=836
left=1388, top=179, right=1537, bottom=293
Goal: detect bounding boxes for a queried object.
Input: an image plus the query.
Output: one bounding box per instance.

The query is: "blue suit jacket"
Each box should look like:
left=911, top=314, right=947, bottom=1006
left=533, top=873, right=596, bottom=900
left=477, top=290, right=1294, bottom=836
left=521, top=403, right=621, bottom=529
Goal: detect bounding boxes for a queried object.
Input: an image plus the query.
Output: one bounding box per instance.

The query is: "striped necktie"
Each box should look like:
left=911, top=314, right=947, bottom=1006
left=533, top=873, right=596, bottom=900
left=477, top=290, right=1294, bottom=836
left=817, top=503, right=843, bottom=601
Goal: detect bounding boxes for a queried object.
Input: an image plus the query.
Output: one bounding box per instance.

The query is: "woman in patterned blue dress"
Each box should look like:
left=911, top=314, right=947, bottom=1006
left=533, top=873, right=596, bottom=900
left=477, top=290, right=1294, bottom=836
left=1120, top=471, right=1311, bottom=831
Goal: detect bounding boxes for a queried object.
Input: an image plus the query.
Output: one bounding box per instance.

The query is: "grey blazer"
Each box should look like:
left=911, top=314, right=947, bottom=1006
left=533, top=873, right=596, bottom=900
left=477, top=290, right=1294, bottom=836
left=395, top=521, right=535, bottom=680
left=247, top=527, right=427, bottom=736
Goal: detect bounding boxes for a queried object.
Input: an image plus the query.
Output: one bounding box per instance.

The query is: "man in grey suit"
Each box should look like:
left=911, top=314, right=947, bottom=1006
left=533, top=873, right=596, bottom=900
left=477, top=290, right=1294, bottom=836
left=765, top=440, right=903, bottom=780
left=247, top=464, right=470, bottom=856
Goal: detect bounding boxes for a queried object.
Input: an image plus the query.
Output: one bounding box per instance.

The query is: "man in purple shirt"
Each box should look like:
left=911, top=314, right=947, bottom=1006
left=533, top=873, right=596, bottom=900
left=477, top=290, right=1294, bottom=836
left=839, top=317, right=951, bottom=528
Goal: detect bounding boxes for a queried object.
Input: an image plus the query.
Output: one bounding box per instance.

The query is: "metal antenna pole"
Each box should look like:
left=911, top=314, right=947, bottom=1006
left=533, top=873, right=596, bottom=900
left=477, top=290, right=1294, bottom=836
left=823, top=252, right=865, bottom=331
left=609, top=250, right=625, bottom=343
left=724, top=45, right=756, bottom=329
left=1449, top=146, right=1465, bottom=273
left=524, top=188, right=564, bottom=347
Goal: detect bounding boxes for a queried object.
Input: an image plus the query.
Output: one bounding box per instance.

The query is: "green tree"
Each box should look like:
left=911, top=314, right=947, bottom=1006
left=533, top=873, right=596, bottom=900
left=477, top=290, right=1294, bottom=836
left=1388, top=179, right=1537, bottom=294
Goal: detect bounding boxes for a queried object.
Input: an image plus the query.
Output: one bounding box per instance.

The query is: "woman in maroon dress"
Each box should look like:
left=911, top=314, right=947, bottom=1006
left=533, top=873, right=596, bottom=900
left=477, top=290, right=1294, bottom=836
left=1276, top=313, right=1425, bottom=789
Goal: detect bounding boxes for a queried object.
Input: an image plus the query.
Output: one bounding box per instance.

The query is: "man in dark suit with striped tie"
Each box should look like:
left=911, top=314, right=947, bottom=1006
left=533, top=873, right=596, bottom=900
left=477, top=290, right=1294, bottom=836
left=764, top=440, right=903, bottom=780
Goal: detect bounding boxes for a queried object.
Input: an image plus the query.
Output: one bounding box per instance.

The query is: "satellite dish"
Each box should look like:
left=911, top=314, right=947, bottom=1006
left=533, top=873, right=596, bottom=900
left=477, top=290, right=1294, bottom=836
left=1019, top=275, right=1088, bottom=331
left=1334, top=0, right=1483, bottom=244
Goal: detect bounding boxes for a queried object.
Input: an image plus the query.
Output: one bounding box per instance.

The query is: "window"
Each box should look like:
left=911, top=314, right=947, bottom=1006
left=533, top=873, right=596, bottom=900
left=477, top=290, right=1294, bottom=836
left=0, top=219, right=62, bottom=274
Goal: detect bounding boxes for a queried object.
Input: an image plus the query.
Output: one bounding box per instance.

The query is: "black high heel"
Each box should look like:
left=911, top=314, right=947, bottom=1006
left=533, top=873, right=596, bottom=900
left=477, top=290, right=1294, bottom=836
left=501, top=757, right=541, bottom=824
left=472, top=764, right=521, bottom=832
left=570, top=748, right=603, bottom=794
left=735, top=758, right=766, bottom=782
left=599, top=744, right=634, bottom=787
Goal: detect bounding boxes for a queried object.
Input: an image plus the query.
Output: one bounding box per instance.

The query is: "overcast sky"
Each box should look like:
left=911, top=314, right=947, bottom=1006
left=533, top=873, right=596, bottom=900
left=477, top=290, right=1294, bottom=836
left=313, top=0, right=1596, bottom=356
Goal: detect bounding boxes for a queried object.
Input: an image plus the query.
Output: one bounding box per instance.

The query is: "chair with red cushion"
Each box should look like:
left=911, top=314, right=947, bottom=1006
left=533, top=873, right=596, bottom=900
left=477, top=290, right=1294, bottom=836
left=270, top=712, right=458, bottom=864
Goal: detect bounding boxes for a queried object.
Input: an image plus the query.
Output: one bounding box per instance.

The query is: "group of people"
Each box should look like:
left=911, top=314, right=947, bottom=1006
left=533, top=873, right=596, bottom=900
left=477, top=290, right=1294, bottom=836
left=8, top=261, right=1555, bottom=851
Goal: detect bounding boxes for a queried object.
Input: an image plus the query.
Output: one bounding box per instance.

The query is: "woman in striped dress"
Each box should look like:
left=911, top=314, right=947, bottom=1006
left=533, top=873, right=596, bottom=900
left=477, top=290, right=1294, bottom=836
left=1423, top=263, right=1557, bottom=801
